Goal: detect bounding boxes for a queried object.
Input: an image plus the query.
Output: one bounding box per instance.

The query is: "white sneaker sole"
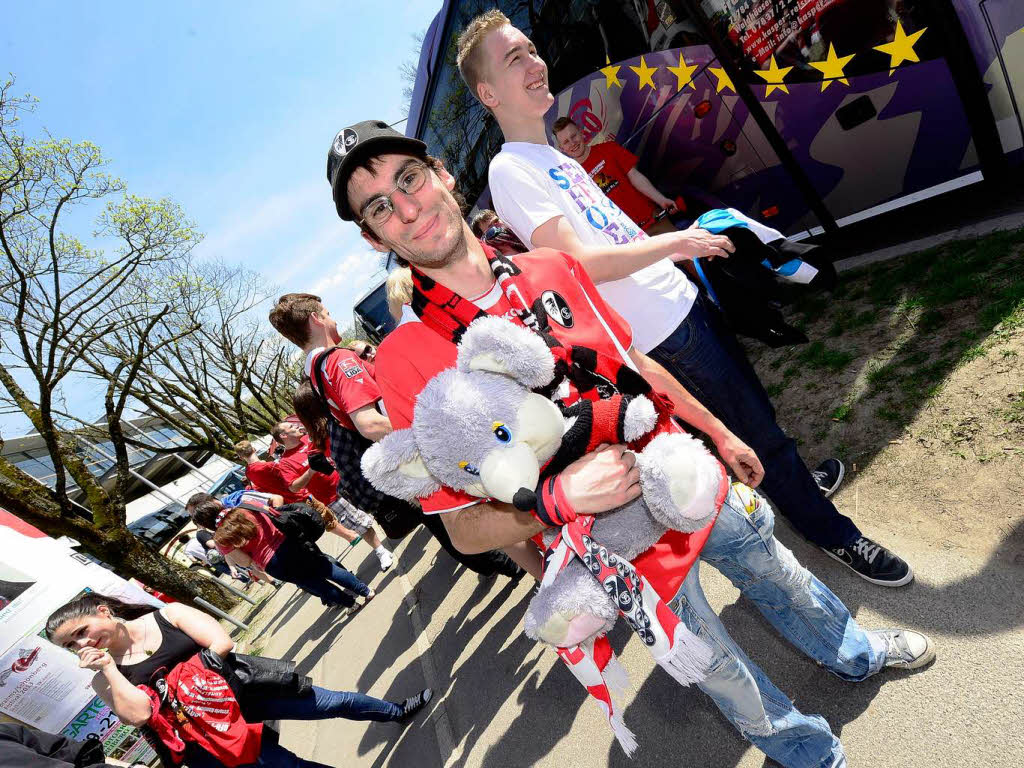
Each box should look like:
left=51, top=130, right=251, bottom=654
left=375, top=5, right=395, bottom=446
left=818, top=460, right=845, bottom=498
left=820, top=548, right=915, bottom=587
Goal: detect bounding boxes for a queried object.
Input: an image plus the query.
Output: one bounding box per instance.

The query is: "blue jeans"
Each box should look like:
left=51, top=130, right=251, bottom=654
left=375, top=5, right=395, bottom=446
left=265, top=540, right=370, bottom=607
left=649, top=293, right=860, bottom=548
left=185, top=686, right=403, bottom=768
left=671, top=486, right=886, bottom=767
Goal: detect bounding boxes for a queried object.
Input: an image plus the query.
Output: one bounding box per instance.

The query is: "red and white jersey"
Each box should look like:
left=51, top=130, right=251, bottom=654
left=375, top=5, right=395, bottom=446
left=376, top=247, right=715, bottom=600
left=274, top=435, right=340, bottom=505
left=376, top=247, right=633, bottom=515
left=304, top=347, right=382, bottom=431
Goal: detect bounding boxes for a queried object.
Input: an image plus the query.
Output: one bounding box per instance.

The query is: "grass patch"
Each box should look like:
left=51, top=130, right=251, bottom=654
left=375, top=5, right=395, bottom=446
left=765, top=381, right=784, bottom=398
left=830, top=402, right=853, bottom=422
left=1002, top=391, right=1024, bottom=425
left=828, top=308, right=878, bottom=337
left=875, top=403, right=903, bottom=422
left=797, top=341, right=855, bottom=372
left=866, top=361, right=899, bottom=391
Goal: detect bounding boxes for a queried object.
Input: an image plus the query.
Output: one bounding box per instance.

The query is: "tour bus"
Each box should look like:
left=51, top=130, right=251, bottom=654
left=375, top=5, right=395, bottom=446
left=355, top=0, right=1023, bottom=338
left=403, top=0, right=1023, bottom=239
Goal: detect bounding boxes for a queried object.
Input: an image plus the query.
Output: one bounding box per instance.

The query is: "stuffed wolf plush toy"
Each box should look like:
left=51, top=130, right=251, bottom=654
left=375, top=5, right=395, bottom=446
left=362, top=316, right=728, bottom=755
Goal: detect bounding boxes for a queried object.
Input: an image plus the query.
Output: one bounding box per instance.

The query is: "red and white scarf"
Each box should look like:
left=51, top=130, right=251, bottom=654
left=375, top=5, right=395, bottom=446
left=411, top=248, right=723, bottom=755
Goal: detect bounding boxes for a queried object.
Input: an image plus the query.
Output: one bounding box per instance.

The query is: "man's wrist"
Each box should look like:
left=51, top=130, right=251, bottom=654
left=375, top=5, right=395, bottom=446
left=531, top=474, right=578, bottom=527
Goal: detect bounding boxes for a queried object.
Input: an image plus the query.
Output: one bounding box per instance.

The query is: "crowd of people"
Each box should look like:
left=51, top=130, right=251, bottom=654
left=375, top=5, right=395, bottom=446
left=39, top=10, right=938, bottom=768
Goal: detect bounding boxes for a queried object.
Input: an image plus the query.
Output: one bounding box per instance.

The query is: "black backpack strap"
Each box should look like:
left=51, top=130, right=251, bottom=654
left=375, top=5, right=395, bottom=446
left=233, top=501, right=278, bottom=518
left=309, top=345, right=344, bottom=404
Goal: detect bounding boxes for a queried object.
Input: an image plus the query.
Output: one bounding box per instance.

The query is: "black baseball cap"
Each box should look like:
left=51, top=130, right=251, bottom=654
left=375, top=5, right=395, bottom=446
left=327, top=120, right=427, bottom=221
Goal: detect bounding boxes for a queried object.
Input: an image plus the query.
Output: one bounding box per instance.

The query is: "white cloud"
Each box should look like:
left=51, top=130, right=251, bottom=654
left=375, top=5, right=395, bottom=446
left=196, top=180, right=324, bottom=260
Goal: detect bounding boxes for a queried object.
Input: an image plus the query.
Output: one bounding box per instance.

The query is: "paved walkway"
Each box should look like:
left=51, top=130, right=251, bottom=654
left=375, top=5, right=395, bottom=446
left=235, top=495, right=1023, bottom=768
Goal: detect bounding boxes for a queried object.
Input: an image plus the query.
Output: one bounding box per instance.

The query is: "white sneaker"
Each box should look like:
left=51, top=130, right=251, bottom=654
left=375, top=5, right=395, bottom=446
left=377, top=550, right=394, bottom=571
left=873, top=628, right=936, bottom=670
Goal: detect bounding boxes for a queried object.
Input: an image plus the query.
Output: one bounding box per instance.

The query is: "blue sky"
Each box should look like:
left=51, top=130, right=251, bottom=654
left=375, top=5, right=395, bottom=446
left=3, top=0, right=439, bottom=432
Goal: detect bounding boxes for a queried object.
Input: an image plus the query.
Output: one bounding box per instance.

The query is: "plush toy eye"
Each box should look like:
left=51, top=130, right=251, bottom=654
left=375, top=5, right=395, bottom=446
left=492, top=422, right=512, bottom=443
left=458, top=461, right=480, bottom=476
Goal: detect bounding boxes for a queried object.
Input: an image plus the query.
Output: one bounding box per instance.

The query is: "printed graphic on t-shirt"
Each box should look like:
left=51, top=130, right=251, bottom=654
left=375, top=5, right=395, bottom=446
left=546, top=161, right=642, bottom=246
left=587, top=160, right=619, bottom=195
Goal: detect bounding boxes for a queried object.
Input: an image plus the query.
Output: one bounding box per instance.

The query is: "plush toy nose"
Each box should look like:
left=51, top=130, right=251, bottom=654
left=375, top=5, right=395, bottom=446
left=513, top=488, right=537, bottom=512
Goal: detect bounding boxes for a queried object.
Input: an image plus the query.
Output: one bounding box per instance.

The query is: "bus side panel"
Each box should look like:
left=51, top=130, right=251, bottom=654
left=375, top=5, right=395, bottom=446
left=763, top=61, right=975, bottom=227
left=950, top=0, right=1024, bottom=160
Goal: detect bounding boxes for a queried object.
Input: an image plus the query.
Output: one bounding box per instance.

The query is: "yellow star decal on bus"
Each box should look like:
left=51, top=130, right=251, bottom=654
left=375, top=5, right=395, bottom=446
left=808, top=44, right=855, bottom=91
left=666, top=53, right=698, bottom=91
left=873, top=21, right=926, bottom=69
left=599, top=56, right=623, bottom=88
left=708, top=66, right=735, bottom=93
left=629, top=56, right=658, bottom=90
left=754, top=56, right=793, bottom=96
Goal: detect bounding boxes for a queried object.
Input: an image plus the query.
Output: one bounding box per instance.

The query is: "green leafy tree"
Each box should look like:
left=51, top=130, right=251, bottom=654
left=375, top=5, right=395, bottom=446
left=0, top=79, right=232, bottom=607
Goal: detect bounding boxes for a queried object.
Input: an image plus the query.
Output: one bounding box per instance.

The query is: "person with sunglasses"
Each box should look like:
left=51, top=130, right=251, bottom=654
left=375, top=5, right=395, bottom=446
left=470, top=208, right=527, bottom=255
left=346, top=339, right=376, bottom=369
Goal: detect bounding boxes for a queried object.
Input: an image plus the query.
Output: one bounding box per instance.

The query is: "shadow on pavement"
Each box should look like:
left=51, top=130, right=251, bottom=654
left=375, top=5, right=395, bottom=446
left=357, top=574, right=539, bottom=766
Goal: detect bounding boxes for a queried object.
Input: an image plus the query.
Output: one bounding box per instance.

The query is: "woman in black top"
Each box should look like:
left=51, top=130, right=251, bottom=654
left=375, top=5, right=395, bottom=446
left=46, top=594, right=432, bottom=768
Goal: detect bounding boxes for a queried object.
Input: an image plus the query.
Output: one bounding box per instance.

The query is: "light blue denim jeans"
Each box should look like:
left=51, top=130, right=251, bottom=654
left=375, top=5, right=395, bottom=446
left=669, top=485, right=887, bottom=768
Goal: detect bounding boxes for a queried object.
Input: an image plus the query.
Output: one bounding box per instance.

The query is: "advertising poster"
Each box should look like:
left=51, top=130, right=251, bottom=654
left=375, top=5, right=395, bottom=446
left=0, top=519, right=162, bottom=765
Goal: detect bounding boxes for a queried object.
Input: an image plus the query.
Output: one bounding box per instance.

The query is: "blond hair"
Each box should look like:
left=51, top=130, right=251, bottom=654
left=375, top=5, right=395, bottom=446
left=456, top=9, right=511, bottom=104
left=233, top=439, right=254, bottom=458
left=385, top=267, right=414, bottom=321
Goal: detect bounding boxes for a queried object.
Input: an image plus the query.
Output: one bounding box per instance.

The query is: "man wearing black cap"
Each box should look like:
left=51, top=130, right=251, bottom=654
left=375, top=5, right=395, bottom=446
left=323, top=117, right=936, bottom=767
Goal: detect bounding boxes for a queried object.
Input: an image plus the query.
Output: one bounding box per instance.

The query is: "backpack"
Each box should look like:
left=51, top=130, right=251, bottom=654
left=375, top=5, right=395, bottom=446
left=309, top=347, right=420, bottom=539
left=139, top=653, right=263, bottom=767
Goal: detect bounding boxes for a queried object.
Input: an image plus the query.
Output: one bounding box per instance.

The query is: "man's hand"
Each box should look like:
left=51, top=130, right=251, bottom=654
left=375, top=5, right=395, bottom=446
left=714, top=432, right=764, bottom=488
left=655, top=227, right=734, bottom=263
left=656, top=195, right=678, bottom=214
left=559, top=444, right=641, bottom=515
left=78, top=646, right=114, bottom=672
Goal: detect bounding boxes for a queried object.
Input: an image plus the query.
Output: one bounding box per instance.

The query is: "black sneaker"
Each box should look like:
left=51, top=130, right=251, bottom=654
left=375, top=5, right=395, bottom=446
left=821, top=536, right=914, bottom=586
left=398, top=687, right=433, bottom=722
left=812, top=458, right=845, bottom=497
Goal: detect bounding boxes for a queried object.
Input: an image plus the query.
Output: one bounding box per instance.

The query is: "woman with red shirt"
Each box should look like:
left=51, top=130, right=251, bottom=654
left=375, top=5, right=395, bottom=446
left=190, top=493, right=373, bottom=611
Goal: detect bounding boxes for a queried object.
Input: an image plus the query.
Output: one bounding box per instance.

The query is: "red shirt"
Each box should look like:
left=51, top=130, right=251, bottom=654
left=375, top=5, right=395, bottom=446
left=580, top=142, right=659, bottom=230
left=244, top=460, right=293, bottom=500
left=375, top=247, right=716, bottom=600
left=274, top=436, right=339, bottom=505
left=305, top=348, right=382, bottom=431
left=216, top=508, right=284, bottom=569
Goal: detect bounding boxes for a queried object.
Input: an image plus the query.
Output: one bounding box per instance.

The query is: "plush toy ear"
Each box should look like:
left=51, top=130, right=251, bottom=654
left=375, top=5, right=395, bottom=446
left=360, top=429, right=441, bottom=502
left=456, top=316, right=555, bottom=389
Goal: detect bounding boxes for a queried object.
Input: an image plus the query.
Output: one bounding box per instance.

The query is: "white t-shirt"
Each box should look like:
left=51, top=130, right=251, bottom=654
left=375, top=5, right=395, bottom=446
left=183, top=537, right=209, bottom=564
left=488, top=142, right=696, bottom=353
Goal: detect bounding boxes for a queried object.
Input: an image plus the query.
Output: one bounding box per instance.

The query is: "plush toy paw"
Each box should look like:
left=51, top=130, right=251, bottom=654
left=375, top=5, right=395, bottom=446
left=636, top=432, right=722, bottom=532
left=622, top=395, right=658, bottom=442
left=535, top=611, right=616, bottom=648
left=524, top=559, right=618, bottom=647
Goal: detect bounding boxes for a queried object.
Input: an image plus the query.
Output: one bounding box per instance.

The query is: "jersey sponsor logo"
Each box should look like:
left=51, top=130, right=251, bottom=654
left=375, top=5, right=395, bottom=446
left=341, top=362, right=363, bottom=379
left=540, top=290, right=574, bottom=328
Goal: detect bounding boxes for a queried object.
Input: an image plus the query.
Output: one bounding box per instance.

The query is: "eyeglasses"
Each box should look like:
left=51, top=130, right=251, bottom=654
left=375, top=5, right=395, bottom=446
left=357, top=163, right=430, bottom=228
left=357, top=345, right=374, bottom=360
